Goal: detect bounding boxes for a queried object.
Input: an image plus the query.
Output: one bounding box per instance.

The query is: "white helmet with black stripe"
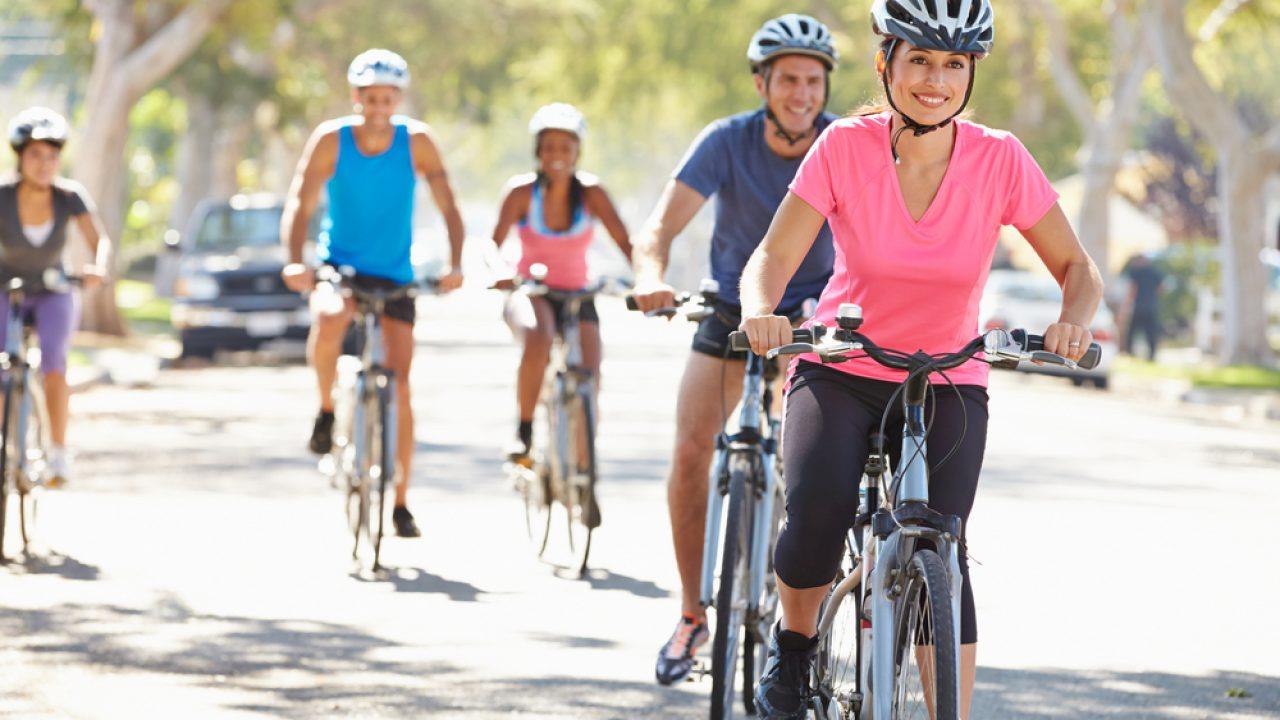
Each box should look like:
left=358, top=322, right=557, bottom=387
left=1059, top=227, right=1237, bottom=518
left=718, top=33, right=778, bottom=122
left=8, top=107, right=69, bottom=152
left=747, top=13, right=838, bottom=72
left=870, top=0, right=995, bottom=57
left=347, top=48, right=410, bottom=89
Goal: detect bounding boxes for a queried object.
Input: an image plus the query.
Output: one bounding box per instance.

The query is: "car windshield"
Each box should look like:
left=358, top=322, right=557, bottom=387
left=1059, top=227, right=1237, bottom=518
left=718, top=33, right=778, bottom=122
left=194, top=206, right=282, bottom=252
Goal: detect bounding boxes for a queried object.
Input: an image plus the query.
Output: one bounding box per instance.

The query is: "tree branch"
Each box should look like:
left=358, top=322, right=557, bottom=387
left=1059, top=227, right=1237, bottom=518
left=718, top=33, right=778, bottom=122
left=1029, top=0, right=1095, bottom=129
left=1198, top=0, right=1253, bottom=42
left=1145, top=0, right=1242, bottom=145
left=1262, top=123, right=1280, bottom=170
left=119, top=0, right=234, bottom=98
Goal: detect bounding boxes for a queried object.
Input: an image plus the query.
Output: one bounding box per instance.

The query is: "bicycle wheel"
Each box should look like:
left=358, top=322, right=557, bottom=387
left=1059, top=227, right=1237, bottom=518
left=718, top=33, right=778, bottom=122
left=742, top=472, right=783, bottom=716
left=813, top=534, right=865, bottom=719
left=20, top=372, right=45, bottom=546
left=370, top=380, right=395, bottom=572
left=0, top=375, right=13, bottom=561
left=890, top=549, right=958, bottom=720
left=518, top=458, right=553, bottom=556
left=563, top=385, right=597, bottom=575
left=710, top=453, right=753, bottom=720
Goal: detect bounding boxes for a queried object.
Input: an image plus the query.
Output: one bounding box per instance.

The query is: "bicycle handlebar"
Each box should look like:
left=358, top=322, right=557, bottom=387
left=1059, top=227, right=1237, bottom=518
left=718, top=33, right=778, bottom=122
left=316, top=264, right=420, bottom=303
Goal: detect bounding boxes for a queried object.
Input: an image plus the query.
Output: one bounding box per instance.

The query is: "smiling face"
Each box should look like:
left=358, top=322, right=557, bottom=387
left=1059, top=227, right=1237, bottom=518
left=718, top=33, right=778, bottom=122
left=17, top=140, right=61, bottom=186
left=351, top=85, right=403, bottom=128
left=535, top=129, right=580, bottom=180
left=755, top=54, right=828, bottom=136
left=883, top=42, right=972, bottom=123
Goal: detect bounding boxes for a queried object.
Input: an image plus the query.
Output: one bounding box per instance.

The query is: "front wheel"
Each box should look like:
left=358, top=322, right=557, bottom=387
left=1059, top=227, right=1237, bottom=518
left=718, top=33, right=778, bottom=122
left=563, top=386, right=597, bottom=576
left=710, top=454, right=754, bottom=719
left=891, top=549, right=959, bottom=720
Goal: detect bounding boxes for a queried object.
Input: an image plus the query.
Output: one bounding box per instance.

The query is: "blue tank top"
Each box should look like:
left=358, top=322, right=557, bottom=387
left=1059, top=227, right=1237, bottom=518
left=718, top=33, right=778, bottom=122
left=320, top=119, right=415, bottom=283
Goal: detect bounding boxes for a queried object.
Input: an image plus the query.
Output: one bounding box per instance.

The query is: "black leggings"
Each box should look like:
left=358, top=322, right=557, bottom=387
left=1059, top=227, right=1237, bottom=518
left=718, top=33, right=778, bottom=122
left=775, top=362, right=989, bottom=644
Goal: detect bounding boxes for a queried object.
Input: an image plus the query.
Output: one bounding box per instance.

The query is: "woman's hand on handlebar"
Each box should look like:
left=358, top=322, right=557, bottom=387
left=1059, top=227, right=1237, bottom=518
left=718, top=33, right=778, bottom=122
left=1042, top=321, right=1093, bottom=363
left=739, top=312, right=792, bottom=357
left=490, top=276, right=519, bottom=291
left=80, top=264, right=107, bottom=290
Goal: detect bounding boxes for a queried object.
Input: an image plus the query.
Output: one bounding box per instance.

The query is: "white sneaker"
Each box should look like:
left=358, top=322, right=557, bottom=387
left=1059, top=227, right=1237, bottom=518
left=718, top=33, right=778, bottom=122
left=46, top=446, right=70, bottom=487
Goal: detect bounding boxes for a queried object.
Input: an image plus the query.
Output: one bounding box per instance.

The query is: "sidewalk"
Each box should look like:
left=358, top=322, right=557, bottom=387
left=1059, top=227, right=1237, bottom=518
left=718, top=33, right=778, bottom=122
left=67, top=330, right=179, bottom=394
left=1111, top=347, right=1280, bottom=424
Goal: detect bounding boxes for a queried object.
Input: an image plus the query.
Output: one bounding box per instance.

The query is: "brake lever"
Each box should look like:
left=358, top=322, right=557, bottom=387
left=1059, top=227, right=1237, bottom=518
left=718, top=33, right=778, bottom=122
left=645, top=307, right=677, bottom=319
left=764, top=341, right=861, bottom=362
left=1028, top=350, right=1077, bottom=370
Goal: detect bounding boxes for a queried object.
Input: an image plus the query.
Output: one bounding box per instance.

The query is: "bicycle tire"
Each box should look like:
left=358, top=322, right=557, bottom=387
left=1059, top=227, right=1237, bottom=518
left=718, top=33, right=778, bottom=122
left=710, top=453, right=753, bottom=719
left=565, top=385, right=597, bottom=575
left=521, top=460, right=553, bottom=557
left=741, top=469, right=782, bottom=716
left=813, top=535, right=864, bottom=719
left=21, top=372, right=45, bottom=546
left=890, top=549, right=958, bottom=720
left=370, top=381, right=393, bottom=572
left=0, top=375, right=13, bottom=561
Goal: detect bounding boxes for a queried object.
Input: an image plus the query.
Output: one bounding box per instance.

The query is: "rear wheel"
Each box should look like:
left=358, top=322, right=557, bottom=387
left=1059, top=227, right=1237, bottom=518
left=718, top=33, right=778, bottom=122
left=814, top=534, right=864, bottom=719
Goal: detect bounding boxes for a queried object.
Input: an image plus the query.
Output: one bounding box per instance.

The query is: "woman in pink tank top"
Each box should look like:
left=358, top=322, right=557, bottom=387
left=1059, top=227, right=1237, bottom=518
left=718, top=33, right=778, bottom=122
left=491, top=104, right=632, bottom=458
left=736, top=3, right=1105, bottom=717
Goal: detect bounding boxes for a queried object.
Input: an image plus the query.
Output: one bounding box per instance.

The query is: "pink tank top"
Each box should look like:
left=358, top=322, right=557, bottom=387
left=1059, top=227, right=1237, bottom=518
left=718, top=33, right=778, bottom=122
left=516, top=181, right=593, bottom=291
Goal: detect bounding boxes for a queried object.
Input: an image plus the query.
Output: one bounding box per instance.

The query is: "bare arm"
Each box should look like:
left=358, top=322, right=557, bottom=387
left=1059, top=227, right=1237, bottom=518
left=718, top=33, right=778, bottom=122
left=738, top=193, right=825, bottom=355
left=631, top=179, right=706, bottom=310
left=412, top=129, right=465, bottom=283
left=280, top=126, right=337, bottom=290
left=490, top=181, right=529, bottom=250
left=585, top=184, right=632, bottom=262
left=72, top=211, right=110, bottom=270
left=1019, top=202, right=1105, bottom=360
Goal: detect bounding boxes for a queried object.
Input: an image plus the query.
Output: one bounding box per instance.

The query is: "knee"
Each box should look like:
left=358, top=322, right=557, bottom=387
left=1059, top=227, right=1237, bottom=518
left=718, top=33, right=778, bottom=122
left=522, top=329, right=554, bottom=358
left=314, top=310, right=351, bottom=339
left=672, top=432, right=715, bottom=479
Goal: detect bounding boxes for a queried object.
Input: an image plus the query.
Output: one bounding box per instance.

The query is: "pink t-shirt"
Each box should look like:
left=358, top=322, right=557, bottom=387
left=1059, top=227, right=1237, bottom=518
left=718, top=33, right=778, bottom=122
left=787, top=113, right=1059, bottom=387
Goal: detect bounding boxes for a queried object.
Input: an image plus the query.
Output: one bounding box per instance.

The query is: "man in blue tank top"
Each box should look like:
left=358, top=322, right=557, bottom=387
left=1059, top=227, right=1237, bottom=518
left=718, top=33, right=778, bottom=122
left=629, top=15, right=838, bottom=685
left=281, top=48, right=465, bottom=539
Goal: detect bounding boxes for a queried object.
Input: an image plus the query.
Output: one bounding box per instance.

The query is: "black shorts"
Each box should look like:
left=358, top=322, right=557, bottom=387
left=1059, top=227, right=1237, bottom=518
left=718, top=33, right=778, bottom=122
left=327, top=266, right=416, bottom=325
left=542, top=296, right=598, bottom=334
left=691, top=301, right=807, bottom=360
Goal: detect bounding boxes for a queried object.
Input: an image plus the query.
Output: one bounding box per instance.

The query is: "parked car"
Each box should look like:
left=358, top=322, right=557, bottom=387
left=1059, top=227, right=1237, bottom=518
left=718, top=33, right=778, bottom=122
left=978, top=269, right=1117, bottom=389
left=166, top=193, right=314, bottom=358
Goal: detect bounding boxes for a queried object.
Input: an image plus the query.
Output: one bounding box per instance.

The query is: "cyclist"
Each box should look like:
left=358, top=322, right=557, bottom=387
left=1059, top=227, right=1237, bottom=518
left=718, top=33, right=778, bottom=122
left=0, top=107, right=111, bottom=486
left=736, top=2, right=1103, bottom=717
left=280, top=48, right=465, bottom=539
left=629, top=14, right=839, bottom=686
left=491, top=103, right=632, bottom=460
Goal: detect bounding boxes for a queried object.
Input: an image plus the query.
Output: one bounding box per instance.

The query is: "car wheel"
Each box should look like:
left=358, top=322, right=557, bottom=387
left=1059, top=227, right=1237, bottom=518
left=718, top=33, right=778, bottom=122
left=1070, top=377, right=1086, bottom=388
left=1092, top=376, right=1110, bottom=391
left=180, top=333, right=216, bottom=360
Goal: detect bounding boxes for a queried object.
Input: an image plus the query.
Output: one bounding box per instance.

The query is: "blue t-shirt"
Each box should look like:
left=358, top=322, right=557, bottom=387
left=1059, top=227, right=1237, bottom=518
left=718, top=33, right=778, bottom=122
left=320, top=116, right=416, bottom=283
left=674, top=109, right=835, bottom=309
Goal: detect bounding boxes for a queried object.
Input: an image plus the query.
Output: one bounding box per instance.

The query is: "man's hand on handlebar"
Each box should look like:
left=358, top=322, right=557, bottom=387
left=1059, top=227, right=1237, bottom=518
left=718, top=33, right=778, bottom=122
left=436, top=266, right=464, bottom=293
left=282, top=263, right=315, bottom=293
left=630, top=276, right=678, bottom=313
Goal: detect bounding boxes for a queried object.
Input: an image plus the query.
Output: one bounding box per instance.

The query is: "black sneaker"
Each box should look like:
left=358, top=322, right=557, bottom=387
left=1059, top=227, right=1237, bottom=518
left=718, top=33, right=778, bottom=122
left=655, top=614, right=709, bottom=686
left=392, top=505, right=421, bottom=538
left=309, top=411, right=335, bottom=455
left=753, top=622, right=818, bottom=719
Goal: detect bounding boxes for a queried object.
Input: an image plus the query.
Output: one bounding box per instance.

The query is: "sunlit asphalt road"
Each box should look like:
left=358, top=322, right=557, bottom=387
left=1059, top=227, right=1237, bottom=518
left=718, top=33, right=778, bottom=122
left=2, top=287, right=1277, bottom=719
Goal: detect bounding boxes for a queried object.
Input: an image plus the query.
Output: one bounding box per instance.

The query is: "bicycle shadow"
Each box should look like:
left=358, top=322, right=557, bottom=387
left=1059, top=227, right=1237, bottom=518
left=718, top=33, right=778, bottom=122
left=568, top=567, right=671, bottom=599
left=348, top=565, right=489, bottom=602
left=2, top=549, right=102, bottom=581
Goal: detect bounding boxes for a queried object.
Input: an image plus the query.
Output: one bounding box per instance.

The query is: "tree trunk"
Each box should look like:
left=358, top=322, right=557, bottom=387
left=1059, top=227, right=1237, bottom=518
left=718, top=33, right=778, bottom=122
left=211, top=112, right=253, bottom=199
left=1217, top=147, right=1273, bottom=365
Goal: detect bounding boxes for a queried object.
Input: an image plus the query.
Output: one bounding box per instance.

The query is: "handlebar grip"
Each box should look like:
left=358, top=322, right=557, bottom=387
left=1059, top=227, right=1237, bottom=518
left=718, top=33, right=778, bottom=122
left=1016, top=331, right=1103, bottom=370
left=625, top=294, right=638, bottom=311
left=728, top=328, right=815, bottom=353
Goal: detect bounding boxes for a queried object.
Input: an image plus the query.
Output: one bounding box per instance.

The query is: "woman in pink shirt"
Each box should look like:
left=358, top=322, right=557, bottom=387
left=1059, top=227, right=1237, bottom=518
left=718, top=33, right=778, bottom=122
left=739, top=2, right=1103, bottom=718
left=492, top=104, right=632, bottom=458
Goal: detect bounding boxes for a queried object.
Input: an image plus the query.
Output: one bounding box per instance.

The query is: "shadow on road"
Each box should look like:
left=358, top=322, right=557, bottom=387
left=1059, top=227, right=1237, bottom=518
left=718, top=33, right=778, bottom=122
left=3, top=550, right=103, bottom=581
left=977, top=665, right=1280, bottom=719
left=577, top=568, right=671, bottom=599
left=351, top=565, right=489, bottom=602
left=0, top=598, right=466, bottom=717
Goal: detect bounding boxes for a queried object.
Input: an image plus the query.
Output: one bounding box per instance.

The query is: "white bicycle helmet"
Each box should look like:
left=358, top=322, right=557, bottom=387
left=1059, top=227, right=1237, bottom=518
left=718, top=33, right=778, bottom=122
left=528, top=103, right=587, bottom=140
left=8, top=107, right=69, bottom=152
left=870, top=0, right=995, bottom=57
left=747, top=13, right=838, bottom=71
left=347, top=48, right=410, bottom=89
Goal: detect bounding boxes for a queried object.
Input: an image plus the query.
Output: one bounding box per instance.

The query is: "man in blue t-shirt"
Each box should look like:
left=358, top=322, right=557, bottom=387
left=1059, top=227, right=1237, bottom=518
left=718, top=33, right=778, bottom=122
left=631, top=14, right=838, bottom=685
left=281, top=49, right=465, bottom=539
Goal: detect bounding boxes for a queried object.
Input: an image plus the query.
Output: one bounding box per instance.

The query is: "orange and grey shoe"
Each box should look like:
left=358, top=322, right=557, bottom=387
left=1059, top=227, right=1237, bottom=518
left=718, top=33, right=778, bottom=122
left=655, top=613, right=709, bottom=686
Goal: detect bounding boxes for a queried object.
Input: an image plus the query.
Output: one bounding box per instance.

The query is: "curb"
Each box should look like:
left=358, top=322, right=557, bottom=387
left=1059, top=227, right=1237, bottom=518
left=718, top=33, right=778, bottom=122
left=1111, top=372, right=1280, bottom=424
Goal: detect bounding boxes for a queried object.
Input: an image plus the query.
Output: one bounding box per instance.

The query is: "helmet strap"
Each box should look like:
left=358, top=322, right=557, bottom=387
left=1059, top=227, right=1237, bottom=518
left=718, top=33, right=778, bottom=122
left=880, top=37, right=977, bottom=164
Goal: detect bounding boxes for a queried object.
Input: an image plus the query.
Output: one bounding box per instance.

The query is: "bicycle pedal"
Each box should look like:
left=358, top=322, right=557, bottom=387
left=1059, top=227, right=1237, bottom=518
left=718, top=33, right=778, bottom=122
left=685, top=660, right=710, bottom=681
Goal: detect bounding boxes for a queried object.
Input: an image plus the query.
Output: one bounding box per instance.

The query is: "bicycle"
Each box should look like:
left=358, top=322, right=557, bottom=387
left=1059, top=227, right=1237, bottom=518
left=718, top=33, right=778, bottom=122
left=316, top=264, right=419, bottom=573
left=628, top=283, right=815, bottom=720
left=503, top=264, right=605, bottom=577
left=729, top=303, right=1100, bottom=719
left=0, top=270, right=77, bottom=562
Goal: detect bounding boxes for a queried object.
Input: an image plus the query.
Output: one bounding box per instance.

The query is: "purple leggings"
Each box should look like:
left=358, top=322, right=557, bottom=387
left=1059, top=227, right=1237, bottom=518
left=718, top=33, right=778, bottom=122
left=0, top=290, right=79, bottom=373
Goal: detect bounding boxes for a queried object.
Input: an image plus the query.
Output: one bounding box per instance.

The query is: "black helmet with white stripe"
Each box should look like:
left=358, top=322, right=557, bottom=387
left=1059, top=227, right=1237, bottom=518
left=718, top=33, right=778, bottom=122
left=747, top=13, right=838, bottom=72
left=870, top=0, right=995, bottom=57
left=8, top=107, right=69, bottom=153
